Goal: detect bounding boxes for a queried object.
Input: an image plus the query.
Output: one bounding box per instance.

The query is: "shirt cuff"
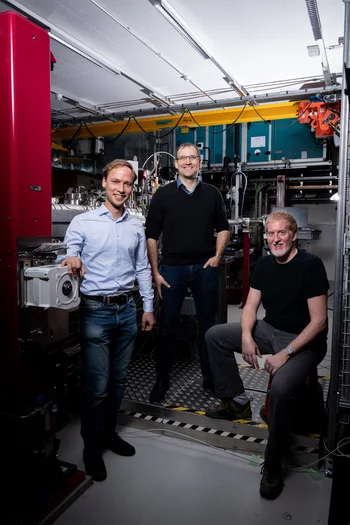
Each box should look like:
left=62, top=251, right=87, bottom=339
left=143, top=300, right=153, bottom=312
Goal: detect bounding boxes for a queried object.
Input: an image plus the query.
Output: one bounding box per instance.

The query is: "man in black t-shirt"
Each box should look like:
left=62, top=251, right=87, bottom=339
left=146, top=143, right=230, bottom=403
left=205, top=210, right=329, bottom=500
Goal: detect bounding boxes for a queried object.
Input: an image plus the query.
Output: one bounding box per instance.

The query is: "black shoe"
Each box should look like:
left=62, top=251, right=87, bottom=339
left=206, top=399, right=252, bottom=420
left=260, top=460, right=284, bottom=500
left=203, top=379, right=216, bottom=396
left=150, top=379, right=170, bottom=403
left=83, top=446, right=107, bottom=482
left=105, top=432, right=135, bottom=457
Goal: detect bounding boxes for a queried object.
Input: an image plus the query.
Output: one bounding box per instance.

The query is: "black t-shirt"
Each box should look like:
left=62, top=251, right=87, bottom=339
left=251, top=250, right=329, bottom=334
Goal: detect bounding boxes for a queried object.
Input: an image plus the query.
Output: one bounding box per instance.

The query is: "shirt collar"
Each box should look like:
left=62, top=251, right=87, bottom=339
left=176, top=177, right=201, bottom=190
left=98, top=203, right=129, bottom=221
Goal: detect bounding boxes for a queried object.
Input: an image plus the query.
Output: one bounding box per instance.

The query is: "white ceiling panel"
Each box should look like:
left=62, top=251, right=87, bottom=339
left=170, top=0, right=343, bottom=85
left=0, top=0, right=346, bottom=125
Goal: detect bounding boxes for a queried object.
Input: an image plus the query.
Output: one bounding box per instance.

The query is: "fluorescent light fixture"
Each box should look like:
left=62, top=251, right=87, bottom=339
left=49, top=33, right=121, bottom=76
left=305, top=0, right=322, bottom=41
left=149, top=0, right=248, bottom=97
left=149, top=0, right=211, bottom=60
left=307, top=45, right=320, bottom=57
left=330, top=192, right=339, bottom=201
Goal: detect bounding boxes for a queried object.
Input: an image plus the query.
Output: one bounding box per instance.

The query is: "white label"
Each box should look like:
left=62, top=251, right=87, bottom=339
left=251, top=136, right=266, bottom=148
left=301, top=151, right=308, bottom=159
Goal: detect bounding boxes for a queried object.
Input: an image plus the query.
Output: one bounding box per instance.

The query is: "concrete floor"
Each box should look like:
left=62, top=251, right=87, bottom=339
left=55, top=421, right=331, bottom=525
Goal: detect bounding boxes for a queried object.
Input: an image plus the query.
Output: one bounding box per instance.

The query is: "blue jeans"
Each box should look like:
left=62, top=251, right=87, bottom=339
left=80, top=295, right=137, bottom=444
left=157, top=264, right=219, bottom=382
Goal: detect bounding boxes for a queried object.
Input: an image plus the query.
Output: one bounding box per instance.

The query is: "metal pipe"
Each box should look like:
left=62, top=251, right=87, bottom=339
left=258, top=191, right=263, bottom=217
left=250, top=176, right=337, bottom=183
left=327, top=0, right=350, bottom=465
left=287, top=184, right=338, bottom=189
left=264, top=193, right=269, bottom=214
left=54, top=85, right=341, bottom=124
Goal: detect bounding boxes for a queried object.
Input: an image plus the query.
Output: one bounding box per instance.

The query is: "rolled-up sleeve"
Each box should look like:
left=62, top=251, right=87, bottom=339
left=135, top=225, right=154, bottom=312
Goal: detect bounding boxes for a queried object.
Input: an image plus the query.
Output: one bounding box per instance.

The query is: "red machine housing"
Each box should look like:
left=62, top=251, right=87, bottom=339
left=0, top=12, right=52, bottom=377
left=298, top=101, right=341, bottom=138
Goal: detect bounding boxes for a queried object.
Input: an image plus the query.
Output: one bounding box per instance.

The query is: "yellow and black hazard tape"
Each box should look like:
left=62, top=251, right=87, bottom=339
left=119, top=409, right=268, bottom=445
left=163, top=403, right=267, bottom=427
left=119, top=409, right=320, bottom=454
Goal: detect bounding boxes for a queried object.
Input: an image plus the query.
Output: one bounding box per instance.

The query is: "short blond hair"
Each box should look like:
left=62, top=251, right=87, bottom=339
left=266, top=211, right=298, bottom=235
left=103, top=159, right=137, bottom=182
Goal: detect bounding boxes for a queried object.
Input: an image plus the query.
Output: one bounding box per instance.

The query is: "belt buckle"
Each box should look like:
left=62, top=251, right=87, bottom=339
left=106, top=293, right=127, bottom=305
left=118, top=293, right=128, bottom=305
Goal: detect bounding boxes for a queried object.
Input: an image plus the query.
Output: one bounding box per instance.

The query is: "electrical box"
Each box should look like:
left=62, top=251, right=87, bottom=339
left=24, top=265, right=80, bottom=310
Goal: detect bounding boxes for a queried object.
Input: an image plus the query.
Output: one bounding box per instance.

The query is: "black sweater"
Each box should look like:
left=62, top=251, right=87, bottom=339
left=145, top=181, right=229, bottom=265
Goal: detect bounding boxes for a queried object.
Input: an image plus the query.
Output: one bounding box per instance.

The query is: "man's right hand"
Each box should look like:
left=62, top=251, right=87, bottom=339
left=154, top=273, right=170, bottom=299
left=61, top=257, right=85, bottom=277
left=242, top=336, right=261, bottom=368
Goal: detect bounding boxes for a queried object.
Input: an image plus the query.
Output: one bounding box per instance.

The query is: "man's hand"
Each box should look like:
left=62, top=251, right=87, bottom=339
left=142, top=312, right=155, bottom=331
left=154, top=273, right=170, bottom=300
left=61, top=257, right=85, bottom=277
left=264, top=351, right=289, bottom=376
left=242, top=336, right=261, bottom=368
left=203, top=256, right=221, bottom=269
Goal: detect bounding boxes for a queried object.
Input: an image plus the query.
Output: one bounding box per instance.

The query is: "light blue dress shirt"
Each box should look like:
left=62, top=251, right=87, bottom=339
left=176, top=176, right=201, bottom=194
left=62, top=204, right=153, bottom=312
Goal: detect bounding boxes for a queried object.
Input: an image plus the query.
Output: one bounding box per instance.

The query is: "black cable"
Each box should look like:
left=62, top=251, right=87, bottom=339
left=110, top=116, right=132, bottom=143
left=83, top=121, right=101, bottom=140
left=131, top=111, right=186, bottom=139
left=249, top=101, right=313, bottom=128
left=186, top=103, right=249, bottom=135
left=61, top=122, right=84, bottom=149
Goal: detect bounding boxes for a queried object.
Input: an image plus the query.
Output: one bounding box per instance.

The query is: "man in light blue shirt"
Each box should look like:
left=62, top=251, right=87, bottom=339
left=61, top=159, right=155, bottom=481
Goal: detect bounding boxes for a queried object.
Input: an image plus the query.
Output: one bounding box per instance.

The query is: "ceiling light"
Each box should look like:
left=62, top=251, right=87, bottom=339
left=149, top=0, right=249, bottom=97
left=330, top=192, right=339, bottom=201
left=50, top=34, right=121, bottom=76
left=305, top=0, right=322, bottom=41
left=149, top=0, right=211, bottom=60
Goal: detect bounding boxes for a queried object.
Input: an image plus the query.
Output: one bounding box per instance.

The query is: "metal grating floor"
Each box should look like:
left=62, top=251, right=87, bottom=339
left=125, top=352, right=329, bottom=423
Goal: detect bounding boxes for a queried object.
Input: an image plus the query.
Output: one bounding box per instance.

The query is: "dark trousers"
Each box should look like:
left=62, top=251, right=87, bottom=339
left=80, top=296, right=137, bottom=445
left=205, top=319, right=327, bottom=461
left=157, top=264, right=219, bottom=382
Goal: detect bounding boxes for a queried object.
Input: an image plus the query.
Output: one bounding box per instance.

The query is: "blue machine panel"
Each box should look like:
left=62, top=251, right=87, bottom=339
left=225, top=124, right=237, bottom=161
left=208, top=125, right=223, bottom=165
left=246, top=122, right=270, bottom=163
left=271, top=119, right=324, bottom=160
left=175, top=127, right=195, bottom=147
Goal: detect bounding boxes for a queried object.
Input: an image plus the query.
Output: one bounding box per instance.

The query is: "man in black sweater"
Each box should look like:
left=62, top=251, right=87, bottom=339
left=205, top=210, right=329, bottom=500
left=145, top=143, right=230, bottom=403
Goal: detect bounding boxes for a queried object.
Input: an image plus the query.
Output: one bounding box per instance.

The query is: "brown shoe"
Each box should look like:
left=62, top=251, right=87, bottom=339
left=206, top=399, right=252, bottom=420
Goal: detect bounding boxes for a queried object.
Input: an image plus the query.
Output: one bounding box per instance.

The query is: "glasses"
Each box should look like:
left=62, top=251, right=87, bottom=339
left=176, top=155, right=199, bottom=161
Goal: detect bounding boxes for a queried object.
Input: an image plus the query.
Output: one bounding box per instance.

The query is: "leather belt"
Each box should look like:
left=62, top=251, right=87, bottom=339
left=81, top=292, right=132, bottom=305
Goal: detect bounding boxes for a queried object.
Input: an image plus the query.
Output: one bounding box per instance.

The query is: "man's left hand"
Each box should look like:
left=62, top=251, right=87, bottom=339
left=142, top=312, right=156, bottom=331
left=203, top=256, right=221, bottom=269
left=264, top=351, right=289, bottom=376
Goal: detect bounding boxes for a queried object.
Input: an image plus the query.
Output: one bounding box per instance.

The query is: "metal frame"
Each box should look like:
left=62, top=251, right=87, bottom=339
left=327, top=0, right=350, bottom=463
